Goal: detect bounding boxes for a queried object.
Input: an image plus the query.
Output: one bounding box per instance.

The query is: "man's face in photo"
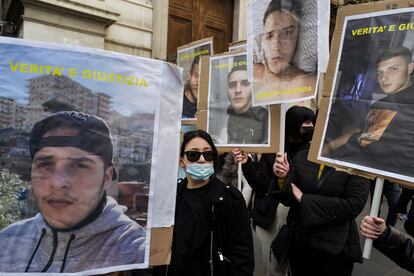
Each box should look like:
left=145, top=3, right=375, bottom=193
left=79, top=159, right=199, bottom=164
left=189, top=63, right=200, bottom=98
left=31, top=129, right=113, bottom=229
left=262, top=11, right=299, bottom=75
left=228, top=69, right=252, bottom=114
left=376, top=55, right=414, bottom=94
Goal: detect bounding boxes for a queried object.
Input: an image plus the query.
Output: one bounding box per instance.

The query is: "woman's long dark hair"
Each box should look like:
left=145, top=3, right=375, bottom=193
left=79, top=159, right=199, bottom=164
left=180, top=130, right=219, bottom=171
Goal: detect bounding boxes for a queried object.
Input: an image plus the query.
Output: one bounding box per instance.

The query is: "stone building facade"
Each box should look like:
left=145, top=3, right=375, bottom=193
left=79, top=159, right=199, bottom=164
left=1, top=0, right=247, bottom=59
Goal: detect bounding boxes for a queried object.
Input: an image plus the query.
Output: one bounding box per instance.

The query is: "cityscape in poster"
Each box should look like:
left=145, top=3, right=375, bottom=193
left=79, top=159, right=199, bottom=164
left=0, top=37, right=183, bottom=274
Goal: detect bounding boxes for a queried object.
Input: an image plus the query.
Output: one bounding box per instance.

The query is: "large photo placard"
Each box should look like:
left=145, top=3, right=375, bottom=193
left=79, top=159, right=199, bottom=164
left=311, top=5, right=414, bottom=184
left=247, top=0, right=322, bottom=105
left=0, top=37, right=183, bottom=274
left=198, top=53, right=280, bottom=153
left=177, top=38, right=214, bottom=121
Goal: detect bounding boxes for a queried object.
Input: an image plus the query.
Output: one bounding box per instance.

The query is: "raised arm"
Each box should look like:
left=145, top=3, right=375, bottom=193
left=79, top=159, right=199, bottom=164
left=233, top=149, right=273, bottom=193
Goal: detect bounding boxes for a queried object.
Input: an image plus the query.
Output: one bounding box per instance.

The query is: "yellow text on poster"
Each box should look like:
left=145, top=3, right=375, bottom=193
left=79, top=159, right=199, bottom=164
left=351, top=22, right=414, bottom=36
left=7, top=61, right=149, bottom=87
left=256, top=86, right=312, bottom=100
left=179, top=49, right=209, bottom=61
left=214, top=60, right=247, bottom=69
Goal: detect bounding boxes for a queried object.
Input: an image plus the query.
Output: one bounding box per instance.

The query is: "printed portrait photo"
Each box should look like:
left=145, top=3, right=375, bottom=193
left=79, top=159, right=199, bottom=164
left=207, top=52, right=270, bottom=146
left=0, top=38, right=165, bottom=274
left=318, top=8, right=414, bottom=183
left=177, top=39, right=213, bottom=120
left=249, top=0, right=319, bottom=105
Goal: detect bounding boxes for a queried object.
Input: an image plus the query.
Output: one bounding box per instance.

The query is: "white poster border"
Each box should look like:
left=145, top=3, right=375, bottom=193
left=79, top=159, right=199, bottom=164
left=317, top=7, right=414, bottom=184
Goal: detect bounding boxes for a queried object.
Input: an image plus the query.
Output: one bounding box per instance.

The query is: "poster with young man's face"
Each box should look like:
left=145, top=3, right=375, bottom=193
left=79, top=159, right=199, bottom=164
left=314, top=7, right=414, bottom=184
left=247, top=0, right=328, bottom=105
left=0, top=37, right=183, bottom=274
left=206, top=52, right=270, bottom=147
left=177, top=38, right=213, bottom=120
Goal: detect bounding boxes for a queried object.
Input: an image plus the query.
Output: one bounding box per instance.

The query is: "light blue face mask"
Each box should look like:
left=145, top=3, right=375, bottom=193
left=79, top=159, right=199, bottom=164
left=185, top=163, right=215, bottom=181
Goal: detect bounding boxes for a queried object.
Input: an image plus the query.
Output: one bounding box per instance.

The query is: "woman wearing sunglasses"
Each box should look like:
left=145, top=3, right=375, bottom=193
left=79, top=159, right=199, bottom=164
left=157, top=130, right=254, bottom=276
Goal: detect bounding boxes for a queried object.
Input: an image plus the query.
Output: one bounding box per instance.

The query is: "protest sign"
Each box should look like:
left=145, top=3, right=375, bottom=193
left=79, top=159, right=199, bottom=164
left=0, top=37, right=183, bottom=273
left=198, top=53, right=280, bottom=153
left=247, top=0, right=328, bottom=105
left=309, top=1, right=414, bottom=186
left=177, top=37, right=213, bottom=121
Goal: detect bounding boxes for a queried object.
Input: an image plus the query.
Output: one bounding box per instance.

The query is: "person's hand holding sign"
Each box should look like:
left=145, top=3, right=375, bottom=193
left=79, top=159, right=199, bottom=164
left=291, top=184, right=303, bottom=203
left=273, top=152, right=289, bottom=179
left=360, top=216, right=386, bottom=239
left=232, top=148, right=249, bottom=164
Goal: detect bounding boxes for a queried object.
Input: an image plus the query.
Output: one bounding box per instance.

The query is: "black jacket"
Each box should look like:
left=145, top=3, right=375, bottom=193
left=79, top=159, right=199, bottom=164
left=282, top=148, right=370, bottom=262
left=241, top=153, right=280, bottom=228
left=242, top=153, right=276, bottom=195
left=155, top=176, right=254, bottom=276
left=374, top=226, right=414, bottom=273
left=242, top=151, right=299, bottom=194
left=396, top=187, right=414, bottom=213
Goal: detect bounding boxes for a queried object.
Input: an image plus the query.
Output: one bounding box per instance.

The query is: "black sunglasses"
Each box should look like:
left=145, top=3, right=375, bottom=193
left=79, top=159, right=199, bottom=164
left=184, top=151, right=215, bottom=162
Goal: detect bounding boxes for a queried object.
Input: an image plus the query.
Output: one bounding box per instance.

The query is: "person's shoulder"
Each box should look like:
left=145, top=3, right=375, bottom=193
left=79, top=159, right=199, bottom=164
left=211, top=177, right=243, bottom=200
left=0, top=216, right=38, bottom=238
left=219, top=185, right=249, bottom=216
left=347, top=173, right=371, bottom=185
left=251, top=105, right=267, bottom=113
left=100, top=221, right=146, bottom=263
left=118, top=215, right=146, bottom=234
left=294, top=146, right=311, bottom=163
left=116, top=220, right=146, bottom=250
left=292, top=71, right=317, bottom=88
left=297, top=145, right=310, bottom=155
left=102, top=199, right=146, bottom=257
left=102, top=197, right=144, bottom=230
left=224, top=184, right=243, bottom=199
left=182, top=91, right=196, bottom=118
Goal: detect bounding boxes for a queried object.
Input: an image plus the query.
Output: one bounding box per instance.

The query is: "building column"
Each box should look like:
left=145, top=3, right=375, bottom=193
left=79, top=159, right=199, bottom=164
left=233, top=0, right=247, bottom=42
left=152, top=0, right=169, bottom=60
left=20, top=0, right=119, bottom=48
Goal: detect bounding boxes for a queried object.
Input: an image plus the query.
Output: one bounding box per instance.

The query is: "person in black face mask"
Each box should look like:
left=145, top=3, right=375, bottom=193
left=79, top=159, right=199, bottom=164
left=285, top=105, right=316, bottom=159
left=232, top=105, right=315, bottom=276
left=235, top=105, right=370, bottom=276
left=273, top=109, right=370, bottom=276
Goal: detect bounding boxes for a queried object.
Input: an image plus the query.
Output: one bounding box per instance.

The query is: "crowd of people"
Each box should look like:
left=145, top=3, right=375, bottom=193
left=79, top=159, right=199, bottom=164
left=156, top=0, right=414, bottom=273
left=1, top=107, right=412, bottom=275
left=154, top=105, right=414, bottom=276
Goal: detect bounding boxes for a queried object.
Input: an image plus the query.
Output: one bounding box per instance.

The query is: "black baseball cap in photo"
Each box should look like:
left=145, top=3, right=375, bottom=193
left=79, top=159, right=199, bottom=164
left=29, top=111, right=117, bottom=181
